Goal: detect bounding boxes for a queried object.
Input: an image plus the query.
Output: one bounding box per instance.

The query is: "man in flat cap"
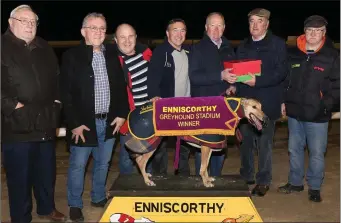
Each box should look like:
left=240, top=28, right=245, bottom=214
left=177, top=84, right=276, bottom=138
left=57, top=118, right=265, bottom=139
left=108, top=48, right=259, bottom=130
left=279, top=15, right=339, bottom=202
left=222, top=8, right=288, bottom=197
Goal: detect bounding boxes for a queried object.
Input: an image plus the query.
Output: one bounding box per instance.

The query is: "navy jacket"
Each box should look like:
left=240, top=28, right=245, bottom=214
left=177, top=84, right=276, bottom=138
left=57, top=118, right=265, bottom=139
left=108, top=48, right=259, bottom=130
left=235, top=31, right=288, bottom=120
left=189, top=34, right=236, bottom=97
left=147, top=41, right=190, bottom=98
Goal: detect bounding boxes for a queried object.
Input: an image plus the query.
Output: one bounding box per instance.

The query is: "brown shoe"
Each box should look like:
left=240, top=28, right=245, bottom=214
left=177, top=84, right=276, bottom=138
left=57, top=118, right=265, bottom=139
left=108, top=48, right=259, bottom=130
left=39, top=209, right=67, bottom=222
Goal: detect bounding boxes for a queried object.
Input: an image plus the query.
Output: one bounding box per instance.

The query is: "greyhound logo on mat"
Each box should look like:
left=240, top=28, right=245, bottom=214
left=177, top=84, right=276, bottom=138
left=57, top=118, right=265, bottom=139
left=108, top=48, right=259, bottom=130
left=110, top=213, right=154, bottom=223
left=221, top=214, right=254, bottom=222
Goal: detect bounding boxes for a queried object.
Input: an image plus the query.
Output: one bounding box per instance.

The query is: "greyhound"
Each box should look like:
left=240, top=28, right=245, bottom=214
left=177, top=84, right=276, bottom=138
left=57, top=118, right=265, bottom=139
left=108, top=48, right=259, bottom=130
left=124, top=97, right=268, bottom=187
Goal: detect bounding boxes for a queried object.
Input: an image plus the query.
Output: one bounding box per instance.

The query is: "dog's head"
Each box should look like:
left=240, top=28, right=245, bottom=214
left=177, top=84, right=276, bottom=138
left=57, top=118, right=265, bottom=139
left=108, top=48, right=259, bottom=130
left=240, top=98, right=268, bottom=130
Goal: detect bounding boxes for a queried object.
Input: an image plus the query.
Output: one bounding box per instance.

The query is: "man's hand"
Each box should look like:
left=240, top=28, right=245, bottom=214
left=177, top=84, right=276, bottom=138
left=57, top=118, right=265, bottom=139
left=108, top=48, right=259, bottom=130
left=243, top=73, right=256, bottom=87
left=226, top=85, right=236, bottom=96
left=15, top=102, right=24, bottom=109
left=221, top=68, right=237, bottom=84
left=149, top=97, right=161, bottom=102
left=71, top=125, right=90, bottom=144
left=281, top=103, right=286, bottom=117
left=111, top=117, right=126, bottom=135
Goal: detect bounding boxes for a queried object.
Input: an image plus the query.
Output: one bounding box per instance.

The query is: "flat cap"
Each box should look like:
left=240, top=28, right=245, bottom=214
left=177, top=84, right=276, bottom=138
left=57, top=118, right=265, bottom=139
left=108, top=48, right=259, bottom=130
left=248, top=8, right=270, bottom=19
left=304, top=15, right=328, bottom=28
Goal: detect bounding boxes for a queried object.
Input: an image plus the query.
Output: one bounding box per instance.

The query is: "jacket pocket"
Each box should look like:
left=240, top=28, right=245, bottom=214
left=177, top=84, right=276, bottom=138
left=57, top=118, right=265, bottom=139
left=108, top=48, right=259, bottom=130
left=7, top=106, right=34, bottom=133
left=35, top=102, right=62, bottom=131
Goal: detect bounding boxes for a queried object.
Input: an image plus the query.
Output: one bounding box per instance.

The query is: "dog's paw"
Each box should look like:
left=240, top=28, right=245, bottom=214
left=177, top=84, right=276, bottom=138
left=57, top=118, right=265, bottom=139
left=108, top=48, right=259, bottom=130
left=203, top=181, right=214, bottom=187
left=204, top=181, right=214, bottom=187
left=207, top=177, right=215, bottom=182
left=145, top=180, right=156, bottom=186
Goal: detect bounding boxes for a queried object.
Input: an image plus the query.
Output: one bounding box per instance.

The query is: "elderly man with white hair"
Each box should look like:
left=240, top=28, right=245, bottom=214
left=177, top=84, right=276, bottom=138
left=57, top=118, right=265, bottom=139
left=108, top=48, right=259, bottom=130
left=1, top=4, right=66, bottom=222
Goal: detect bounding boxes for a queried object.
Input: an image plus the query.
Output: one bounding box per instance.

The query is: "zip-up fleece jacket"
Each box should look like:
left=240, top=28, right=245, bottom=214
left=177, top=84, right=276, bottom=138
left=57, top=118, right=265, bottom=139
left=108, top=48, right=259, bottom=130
left=147, top=40, right=191, bottom=99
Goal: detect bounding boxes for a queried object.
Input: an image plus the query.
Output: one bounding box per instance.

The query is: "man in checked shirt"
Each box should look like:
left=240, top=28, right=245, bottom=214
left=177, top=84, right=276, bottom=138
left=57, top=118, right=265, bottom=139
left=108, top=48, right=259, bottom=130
left=60, top=13, right=129, bottom=221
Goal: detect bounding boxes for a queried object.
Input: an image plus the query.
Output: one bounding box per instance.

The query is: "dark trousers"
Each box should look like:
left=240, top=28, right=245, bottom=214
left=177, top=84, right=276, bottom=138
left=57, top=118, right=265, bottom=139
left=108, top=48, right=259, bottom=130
left=176, top=141, right=192, bottom=176
left=151, top=138, right=168, bottom=175
left=239, top=119, right=276, bottom=185
left=2, top=141, right=56, bottom=223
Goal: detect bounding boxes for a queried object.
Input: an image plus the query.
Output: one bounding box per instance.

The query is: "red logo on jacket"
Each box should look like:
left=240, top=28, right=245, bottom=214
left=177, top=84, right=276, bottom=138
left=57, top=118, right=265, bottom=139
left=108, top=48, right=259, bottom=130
left=313, top=66, right=324, bottom=72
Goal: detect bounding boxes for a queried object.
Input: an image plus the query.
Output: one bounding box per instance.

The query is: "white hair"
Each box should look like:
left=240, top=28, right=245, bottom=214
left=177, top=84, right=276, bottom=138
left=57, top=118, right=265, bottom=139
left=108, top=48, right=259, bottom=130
left=82, top=12, right=106, bottom=28
left=10, top=4, right=39, bottom=20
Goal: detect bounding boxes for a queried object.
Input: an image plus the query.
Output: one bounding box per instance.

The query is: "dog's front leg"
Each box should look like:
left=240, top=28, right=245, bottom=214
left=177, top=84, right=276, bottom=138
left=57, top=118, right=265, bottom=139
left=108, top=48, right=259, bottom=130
left=135, top=150, right=156, bottom=186
left=200, top=146, right=214, bottom=187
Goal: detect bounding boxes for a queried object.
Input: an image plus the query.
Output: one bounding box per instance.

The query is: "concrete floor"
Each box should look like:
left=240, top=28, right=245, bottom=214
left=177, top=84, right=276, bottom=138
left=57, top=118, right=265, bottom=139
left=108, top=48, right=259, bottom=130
left=1, top=120, right=340, bottom=222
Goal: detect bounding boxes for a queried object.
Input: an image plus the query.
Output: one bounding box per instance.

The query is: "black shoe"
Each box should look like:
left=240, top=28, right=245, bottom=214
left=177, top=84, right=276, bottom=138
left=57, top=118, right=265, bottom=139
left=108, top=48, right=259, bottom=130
left=278, top=183, right=304, bottom=194
left=246, top=180, right=255, bottom=185
left=91, top=198, right=108, bottom=208
left=251, top=184, right=269, bottom=197
left=69, top=207, right=84, bottom=222
left=308, top=189, right=322, bottom=202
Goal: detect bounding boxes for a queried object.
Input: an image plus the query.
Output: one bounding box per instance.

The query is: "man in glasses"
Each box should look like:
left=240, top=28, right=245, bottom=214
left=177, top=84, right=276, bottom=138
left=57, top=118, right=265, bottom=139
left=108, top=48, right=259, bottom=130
left=2, top=4, right=66, bottom=222
left=60, top=13, right=129, bottom=221
left=278, top=15, right=340, bottom=202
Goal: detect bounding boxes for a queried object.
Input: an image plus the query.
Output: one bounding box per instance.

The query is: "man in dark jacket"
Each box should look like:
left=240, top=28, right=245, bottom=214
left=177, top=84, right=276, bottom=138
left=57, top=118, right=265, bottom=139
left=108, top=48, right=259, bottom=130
left=114, top=23, right=154, bottom=175
left=189, top=12, right=236, bottom=176
left=147, top=18, right=192, bottom=176
left=60, top=13, right=129, bottom=221
left=278, top=15, right=340, bottom=202
left=224, top=8, right=288, bottom=196
left=1, top=5, right=66, bottom=222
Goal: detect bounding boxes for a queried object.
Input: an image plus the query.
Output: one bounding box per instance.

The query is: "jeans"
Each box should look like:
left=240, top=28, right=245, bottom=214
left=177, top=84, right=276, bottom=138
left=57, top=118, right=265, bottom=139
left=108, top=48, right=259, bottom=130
left=118, top=135, right=152, bottom=174
left=67, top=118, right=115, bottom=209
left=2, top=141, right=56, bottom=223
left=287, top=117, right=328, bottom=190
left=195, top=150, right=225, bottom=176
left=239, top=119, right=276, bottom=185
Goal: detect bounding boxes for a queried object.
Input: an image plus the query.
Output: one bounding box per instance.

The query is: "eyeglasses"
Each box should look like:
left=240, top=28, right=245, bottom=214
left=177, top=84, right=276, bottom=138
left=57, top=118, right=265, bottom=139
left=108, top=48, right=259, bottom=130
left=11, top=17, right=38, bottom=27
left=305, top=28, right=325, bottom=34
left=83, top=26, right=107, bottom=33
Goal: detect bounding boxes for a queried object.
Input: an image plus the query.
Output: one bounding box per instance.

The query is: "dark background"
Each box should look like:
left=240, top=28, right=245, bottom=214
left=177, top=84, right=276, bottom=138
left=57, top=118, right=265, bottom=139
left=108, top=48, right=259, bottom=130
left=1, top=1, right=340, bottom=41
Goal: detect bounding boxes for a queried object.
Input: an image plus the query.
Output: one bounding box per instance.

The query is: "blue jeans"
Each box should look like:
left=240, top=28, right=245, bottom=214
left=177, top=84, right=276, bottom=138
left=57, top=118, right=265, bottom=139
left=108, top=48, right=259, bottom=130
left=195, top=150, right=225, bottom=176
left=118, top=135, right=152, bottom=174
left=288, top=117, right=328, bottom=190
left=67, top=118, right=115, bottom=209
left=239, top=119, right=276, bottom=185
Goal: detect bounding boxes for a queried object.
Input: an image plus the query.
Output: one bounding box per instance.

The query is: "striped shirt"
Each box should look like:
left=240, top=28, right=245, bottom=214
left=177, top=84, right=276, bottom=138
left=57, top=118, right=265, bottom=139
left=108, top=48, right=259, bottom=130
left=121, top=53, right=149, bottom=107
left=92, top=45, right=110, bottom=114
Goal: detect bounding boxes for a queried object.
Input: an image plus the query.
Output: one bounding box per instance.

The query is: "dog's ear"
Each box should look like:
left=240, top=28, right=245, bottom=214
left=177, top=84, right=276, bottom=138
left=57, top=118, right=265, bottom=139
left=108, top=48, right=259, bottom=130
left=241, top=98, right=249, bottom=107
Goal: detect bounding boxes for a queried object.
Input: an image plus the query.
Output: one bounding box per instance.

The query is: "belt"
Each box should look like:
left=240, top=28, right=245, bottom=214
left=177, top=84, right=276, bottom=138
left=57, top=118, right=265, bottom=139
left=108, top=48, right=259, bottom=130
left=95, top=113, right=108, bottom=119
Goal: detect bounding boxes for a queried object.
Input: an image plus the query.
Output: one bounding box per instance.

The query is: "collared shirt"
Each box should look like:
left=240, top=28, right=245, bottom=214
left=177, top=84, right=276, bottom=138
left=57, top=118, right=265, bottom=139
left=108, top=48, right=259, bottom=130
left=211, top=38, right=222, bottom=49
left=92, top=45, right=110, bottom=114
left=252, top=32, right=267, bottom=42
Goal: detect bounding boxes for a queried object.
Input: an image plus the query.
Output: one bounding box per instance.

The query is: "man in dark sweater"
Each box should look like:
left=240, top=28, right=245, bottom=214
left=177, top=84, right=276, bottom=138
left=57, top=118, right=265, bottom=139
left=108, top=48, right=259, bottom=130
left=189, top=12, right=236, bottom=176
left=223, top=8, right=288, bottom=196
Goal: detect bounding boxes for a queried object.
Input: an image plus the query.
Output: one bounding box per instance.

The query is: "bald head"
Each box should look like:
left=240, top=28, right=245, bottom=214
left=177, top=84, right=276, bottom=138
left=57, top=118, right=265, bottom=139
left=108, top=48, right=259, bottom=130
left=114, top=23, right=137, bottom=56
left=115, top=23, right=136, bottom=37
